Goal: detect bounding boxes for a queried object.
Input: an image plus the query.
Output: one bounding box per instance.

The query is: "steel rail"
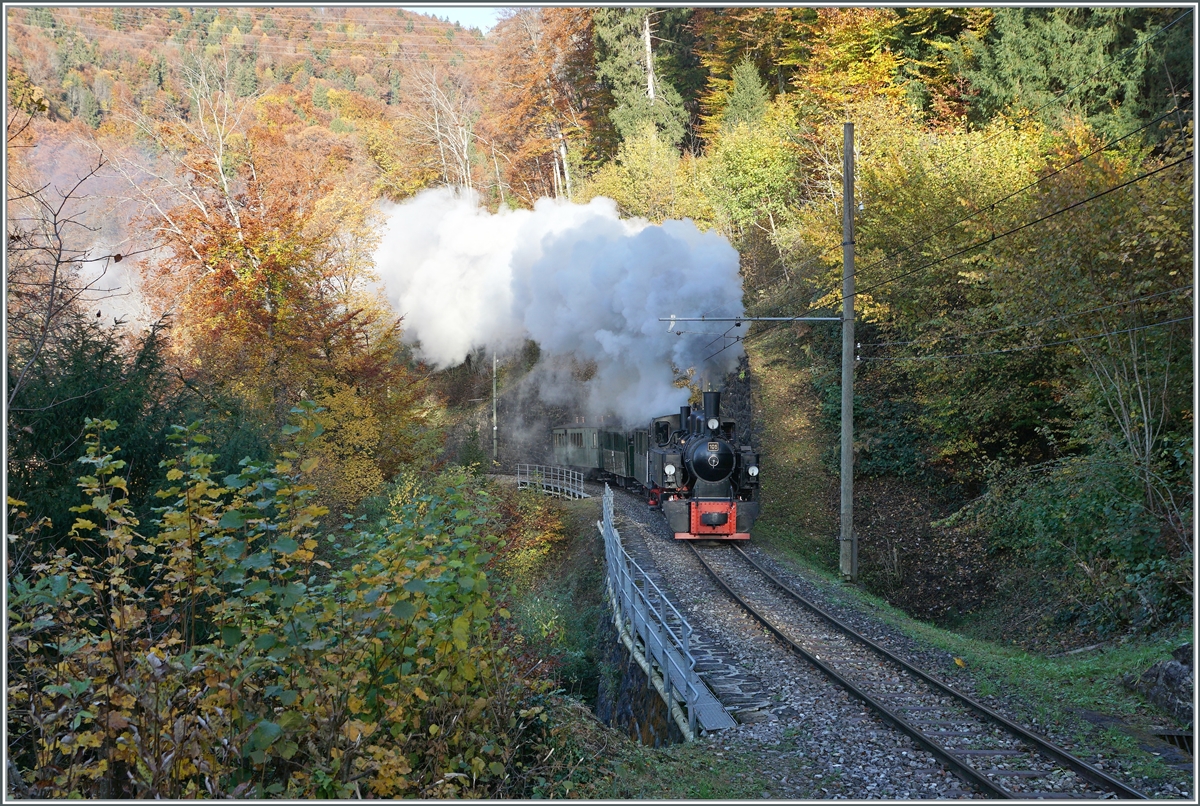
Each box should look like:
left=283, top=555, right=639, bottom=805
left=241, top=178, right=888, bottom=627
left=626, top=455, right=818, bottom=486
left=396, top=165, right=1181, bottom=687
left=687, top=543, right=1013, bottom=798
left=694, top=542, right=1147, bottom=800
left=729, top=545, right=1147, bottom=799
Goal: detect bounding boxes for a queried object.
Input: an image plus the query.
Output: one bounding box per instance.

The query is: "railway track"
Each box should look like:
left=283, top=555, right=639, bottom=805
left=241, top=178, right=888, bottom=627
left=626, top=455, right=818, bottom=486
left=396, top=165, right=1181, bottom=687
left=688, top=542, right=1148, bottom=800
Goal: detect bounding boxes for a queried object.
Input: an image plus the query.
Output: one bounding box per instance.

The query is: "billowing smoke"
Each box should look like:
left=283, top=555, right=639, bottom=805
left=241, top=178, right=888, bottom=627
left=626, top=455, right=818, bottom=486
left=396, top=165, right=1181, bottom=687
left=374, top=188, right=745, bottom=423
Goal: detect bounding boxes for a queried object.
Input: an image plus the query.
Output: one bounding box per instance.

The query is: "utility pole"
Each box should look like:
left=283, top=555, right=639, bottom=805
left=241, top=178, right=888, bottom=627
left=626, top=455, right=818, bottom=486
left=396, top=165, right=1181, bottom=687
left=840, top=122, right=857, bottom=583
left=492, top=351, right=498, bottom=464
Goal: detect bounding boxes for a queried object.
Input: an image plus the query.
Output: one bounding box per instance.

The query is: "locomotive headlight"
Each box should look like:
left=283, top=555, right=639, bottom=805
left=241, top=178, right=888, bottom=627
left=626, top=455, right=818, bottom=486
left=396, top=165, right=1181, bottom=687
left=664, top=463, right=676, bottom=477
left=748, top=465, right=759, bottom=477
left=707, top=417, right=720, bottom=431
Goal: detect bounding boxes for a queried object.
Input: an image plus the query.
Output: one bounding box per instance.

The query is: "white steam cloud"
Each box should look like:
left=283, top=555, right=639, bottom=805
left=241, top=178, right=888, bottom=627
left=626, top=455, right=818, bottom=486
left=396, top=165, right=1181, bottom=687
left=374, top=188, right=745, bottom=423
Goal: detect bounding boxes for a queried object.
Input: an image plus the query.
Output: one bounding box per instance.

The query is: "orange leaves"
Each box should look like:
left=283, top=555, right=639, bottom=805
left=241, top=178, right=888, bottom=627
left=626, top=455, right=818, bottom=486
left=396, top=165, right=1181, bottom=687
left=791, top=8, right=908, bottom=109
left=487, top=8, right=598, bottom=203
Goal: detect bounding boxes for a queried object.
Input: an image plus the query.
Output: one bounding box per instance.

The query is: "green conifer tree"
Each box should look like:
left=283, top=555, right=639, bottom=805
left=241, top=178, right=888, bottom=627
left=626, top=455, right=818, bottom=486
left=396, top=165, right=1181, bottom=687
left=966, top=7, right=1193, bottom=143
left=593, top=8, right=689, bottom=148
left=234, top=60, right=258, bottom=97
left=721, top=56, right=768, bottom=131
left=29, top=6, right=55, bottom=28
left=312, top=82, right=330, bottom=109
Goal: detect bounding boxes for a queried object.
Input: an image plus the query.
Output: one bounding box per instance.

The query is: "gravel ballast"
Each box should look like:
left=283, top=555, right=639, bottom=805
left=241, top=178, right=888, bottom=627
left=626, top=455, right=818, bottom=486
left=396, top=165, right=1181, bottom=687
left=599, top=483, right=1193, bottom=800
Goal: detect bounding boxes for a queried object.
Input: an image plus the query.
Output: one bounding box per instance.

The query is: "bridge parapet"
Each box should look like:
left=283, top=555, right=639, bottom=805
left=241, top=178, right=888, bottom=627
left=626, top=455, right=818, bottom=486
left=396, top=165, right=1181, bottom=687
left=598, top=484, right=736, bottom=739
left=516, top=464, right=589, bottom=499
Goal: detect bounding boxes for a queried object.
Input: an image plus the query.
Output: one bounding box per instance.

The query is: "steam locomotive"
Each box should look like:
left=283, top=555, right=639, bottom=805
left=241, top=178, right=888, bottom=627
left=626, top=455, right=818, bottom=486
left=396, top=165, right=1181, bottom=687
left=551, top=390, right=760, bottom=540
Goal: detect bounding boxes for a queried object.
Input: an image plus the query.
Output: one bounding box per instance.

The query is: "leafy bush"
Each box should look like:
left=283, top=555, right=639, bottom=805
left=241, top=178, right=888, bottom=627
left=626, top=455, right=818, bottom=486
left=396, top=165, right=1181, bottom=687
left=948, top=445, right=1192, bottom=635
left=6, top=410, right=561, bottom=798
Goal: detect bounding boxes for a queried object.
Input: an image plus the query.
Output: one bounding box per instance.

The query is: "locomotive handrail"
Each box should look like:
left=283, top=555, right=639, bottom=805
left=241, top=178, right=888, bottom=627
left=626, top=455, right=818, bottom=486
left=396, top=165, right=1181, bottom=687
left=516, top=464, right=589, bottom=499
left=598, top=484, right=702, bottom=738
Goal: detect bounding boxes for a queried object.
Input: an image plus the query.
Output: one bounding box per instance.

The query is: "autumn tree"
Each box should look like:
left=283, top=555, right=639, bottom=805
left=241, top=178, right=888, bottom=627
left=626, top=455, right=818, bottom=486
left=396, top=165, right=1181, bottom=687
left=578, top=121, right=712, bottom=223
left=111, top=50, right=427, bottom=504
left=487, top=8, right=602, bottom=204
left=700, top=93, right=803, bottom=287
left=399, top=60, right=480, bottom=191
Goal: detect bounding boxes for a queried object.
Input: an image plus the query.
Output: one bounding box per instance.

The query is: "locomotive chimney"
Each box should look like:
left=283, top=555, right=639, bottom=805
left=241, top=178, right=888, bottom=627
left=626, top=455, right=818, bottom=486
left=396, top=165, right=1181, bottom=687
left=703, top=391, right=721, bottom=429
left=680, top=405, right=691, bottom=436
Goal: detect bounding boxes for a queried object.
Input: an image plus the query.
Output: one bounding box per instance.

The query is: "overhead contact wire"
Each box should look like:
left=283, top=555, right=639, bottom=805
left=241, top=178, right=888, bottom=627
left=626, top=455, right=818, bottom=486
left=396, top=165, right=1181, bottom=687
left=756, top=9, right=1194, bottom=316
left=844, top=152, right=1194, bottom=304
left=861, top=286, right=1194, bottom=348
left=858, top=317, right=1193, bottom=362
left=848, top=101, right=1192, bottom=289
left=725, top=151, right=1192, bottom=364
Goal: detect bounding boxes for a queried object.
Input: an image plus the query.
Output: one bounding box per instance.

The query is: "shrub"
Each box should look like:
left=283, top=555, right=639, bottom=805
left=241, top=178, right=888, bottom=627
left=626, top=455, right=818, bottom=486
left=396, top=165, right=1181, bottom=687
left=7, top=409, right=556, bottom=798
left=947, top=445, right=1192, bottom=635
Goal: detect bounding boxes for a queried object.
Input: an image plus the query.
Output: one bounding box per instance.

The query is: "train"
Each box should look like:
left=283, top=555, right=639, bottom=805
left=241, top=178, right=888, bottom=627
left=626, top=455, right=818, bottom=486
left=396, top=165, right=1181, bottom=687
left=552, top=390, right=760, bottom=540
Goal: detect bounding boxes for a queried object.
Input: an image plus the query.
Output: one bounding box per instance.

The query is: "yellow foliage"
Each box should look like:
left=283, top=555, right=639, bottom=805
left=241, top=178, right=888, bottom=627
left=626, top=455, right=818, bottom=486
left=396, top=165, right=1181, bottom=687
left=360, top=118, right=441, bottom=201
left=794, top=8, right=910, bottom=110
left=578, top=122, right=715, bottom=225
left=301, top=382, right=385, bottom=510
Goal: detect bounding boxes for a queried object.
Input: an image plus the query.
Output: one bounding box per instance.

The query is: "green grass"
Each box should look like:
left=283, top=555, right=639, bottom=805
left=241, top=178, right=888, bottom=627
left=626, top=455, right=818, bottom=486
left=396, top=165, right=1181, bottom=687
left=747, top=326, right=838, bottom=571
left=760, top=544, right=1193, bottom=787
left=588, top=737, right=816, bottom=799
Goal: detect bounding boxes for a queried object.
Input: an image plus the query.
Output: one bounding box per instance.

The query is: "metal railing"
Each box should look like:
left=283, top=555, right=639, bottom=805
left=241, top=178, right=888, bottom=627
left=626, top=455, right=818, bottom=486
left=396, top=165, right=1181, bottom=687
left=598, top=484, right=701, bottom=737
left=516, top=464, right=589, bottom=499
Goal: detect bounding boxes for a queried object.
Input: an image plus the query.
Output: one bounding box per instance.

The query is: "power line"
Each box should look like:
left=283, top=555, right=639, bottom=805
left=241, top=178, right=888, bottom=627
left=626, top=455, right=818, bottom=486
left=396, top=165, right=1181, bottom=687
left=701, top=324, right=739, bottom=350
left=861, top=286, right=1194, bottom=348
left=716, top=153, right=1192, bottom=364
left=846, top=101, right=1191, bottom=294
left=16, top=7, right=478, bottom=38
left=845, top=151, right=1194, bottom=305
left=7, top=20, right=480, bottom=56
left=7, top=17, right=487, bottom=63
left=740, top=100, right=1189, bottom=330
left=745, top=145, right=1191, bottom=339
left=858, top=316, right=1192, bottom=362
left=703, top=335, right=745, bottom=363
left=9, top=15, right=458, bottom=44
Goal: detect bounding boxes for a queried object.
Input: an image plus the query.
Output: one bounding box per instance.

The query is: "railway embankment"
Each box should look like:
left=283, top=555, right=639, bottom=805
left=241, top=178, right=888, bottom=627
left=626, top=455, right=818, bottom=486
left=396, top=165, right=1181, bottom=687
left=587, top=484, right=1192, bottom=799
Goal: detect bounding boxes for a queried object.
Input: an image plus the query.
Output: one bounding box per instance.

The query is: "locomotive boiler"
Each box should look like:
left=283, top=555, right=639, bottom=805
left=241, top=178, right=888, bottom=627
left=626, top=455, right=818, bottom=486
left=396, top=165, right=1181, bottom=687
left=646, top=391, right=760, bottom=540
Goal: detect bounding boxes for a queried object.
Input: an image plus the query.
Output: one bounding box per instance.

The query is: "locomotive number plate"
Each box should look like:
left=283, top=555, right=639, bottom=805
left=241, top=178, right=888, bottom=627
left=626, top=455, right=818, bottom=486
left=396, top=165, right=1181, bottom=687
left=707, top=442, right=719, bottom=451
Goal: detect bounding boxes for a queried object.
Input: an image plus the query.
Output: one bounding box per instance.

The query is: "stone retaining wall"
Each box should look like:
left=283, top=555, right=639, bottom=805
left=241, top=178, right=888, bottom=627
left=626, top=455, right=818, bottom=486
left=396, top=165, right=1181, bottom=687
left=594, top=612, right=684, bottom=747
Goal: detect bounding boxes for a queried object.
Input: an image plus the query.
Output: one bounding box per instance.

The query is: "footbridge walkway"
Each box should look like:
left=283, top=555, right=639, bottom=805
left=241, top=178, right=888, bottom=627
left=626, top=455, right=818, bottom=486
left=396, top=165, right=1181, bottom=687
left=516, top=464, right=589, bottom=499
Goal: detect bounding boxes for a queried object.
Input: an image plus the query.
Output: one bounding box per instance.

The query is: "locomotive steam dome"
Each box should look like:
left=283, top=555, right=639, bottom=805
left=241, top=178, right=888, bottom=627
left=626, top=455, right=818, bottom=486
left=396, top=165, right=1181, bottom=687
left=685, top=436, right=735, bottom=482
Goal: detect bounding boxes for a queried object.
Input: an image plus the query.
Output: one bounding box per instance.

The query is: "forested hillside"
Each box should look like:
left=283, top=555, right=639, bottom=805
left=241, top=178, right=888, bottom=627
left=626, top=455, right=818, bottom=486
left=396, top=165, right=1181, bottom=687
left=5, top=6, right=1194, bottom=798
